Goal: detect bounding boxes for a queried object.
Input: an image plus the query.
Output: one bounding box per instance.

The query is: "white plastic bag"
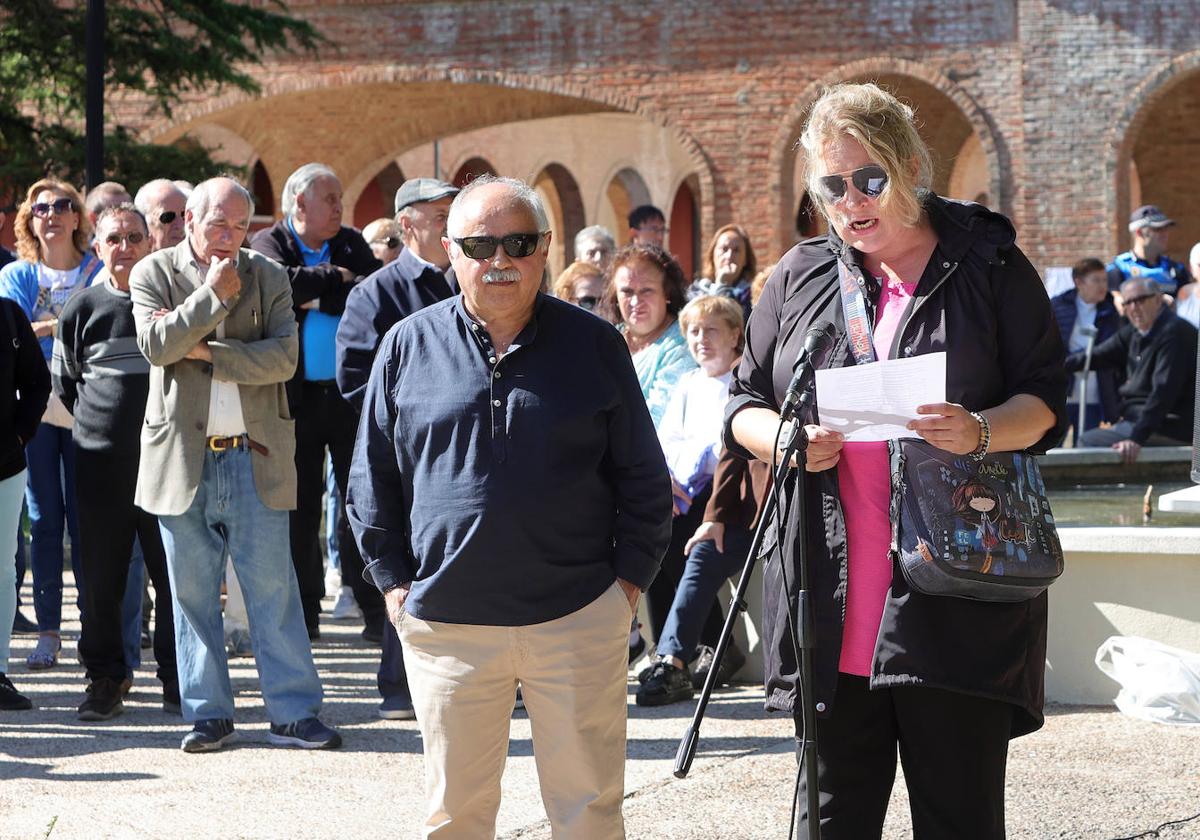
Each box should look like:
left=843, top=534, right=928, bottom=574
left=1095, top=636, right=1200, bottom=726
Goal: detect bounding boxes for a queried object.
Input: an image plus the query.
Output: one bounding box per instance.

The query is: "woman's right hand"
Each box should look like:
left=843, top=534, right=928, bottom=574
left=32, top=318, right=57, bottom=338
left=804, top=425, right=845, bottom=472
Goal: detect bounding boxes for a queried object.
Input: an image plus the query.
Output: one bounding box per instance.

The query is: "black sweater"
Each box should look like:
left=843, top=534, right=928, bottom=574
left=51, top=279, right=150, bottom=455
left=1066, top=307, right=1198, bottom=444
left=0, top=297, right=50, bottom=480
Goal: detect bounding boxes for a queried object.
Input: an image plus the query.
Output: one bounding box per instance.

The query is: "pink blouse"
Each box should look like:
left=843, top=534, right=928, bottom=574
left=835, top=272, right=917, bottom=676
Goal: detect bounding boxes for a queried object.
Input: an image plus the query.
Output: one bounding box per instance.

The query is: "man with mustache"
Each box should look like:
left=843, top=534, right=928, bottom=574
left=347, top=176, right=671, bottom=838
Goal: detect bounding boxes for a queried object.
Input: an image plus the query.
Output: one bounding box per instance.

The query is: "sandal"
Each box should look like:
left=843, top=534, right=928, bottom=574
left=26, top=632, right=61, bottom=671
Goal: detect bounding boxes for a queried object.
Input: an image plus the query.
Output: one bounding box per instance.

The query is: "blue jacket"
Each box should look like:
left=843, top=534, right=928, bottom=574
left=0, top=253, right=104, bottom=361
left=1049, top=287, right=1123, bottom=422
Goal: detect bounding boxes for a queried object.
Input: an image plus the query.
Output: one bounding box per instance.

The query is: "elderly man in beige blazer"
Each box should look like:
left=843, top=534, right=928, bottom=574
left=130, top=177, right=340, bottom=754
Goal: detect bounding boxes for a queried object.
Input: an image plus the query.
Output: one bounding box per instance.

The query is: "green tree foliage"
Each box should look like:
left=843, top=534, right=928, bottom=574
left=0, top=0, right=323, bottom=192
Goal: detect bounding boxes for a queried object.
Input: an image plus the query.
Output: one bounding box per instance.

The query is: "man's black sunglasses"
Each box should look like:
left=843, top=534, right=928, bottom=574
left=454, top=232, right=545, bottom=260
left=371, top=236, right=400, bottom=249
left=157, top=211, right=178, bottom=225
left=815, top=164, right=889, bottom=203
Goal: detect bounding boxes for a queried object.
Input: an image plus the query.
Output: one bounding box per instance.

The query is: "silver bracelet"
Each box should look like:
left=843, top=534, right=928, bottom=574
left=968, top=411, right=991, bottom=461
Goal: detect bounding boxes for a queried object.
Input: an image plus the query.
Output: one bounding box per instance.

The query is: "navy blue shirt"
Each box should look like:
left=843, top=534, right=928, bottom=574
left=346, top=293, right=672, bottom=626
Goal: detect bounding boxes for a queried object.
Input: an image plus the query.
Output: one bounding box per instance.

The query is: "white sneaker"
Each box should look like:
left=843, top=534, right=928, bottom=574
left=324, top=568, right=342, bottom=598
left=331, top=586, right=361, bottom=621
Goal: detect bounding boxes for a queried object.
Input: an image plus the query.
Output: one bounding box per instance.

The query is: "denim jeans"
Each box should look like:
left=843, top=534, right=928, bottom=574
left=158, top=447, right=323, bottom=724
left=0, top=470, right=28, bottom=668
left=121, top=542, right=145, bottom=676
left=656, top=525, right=753, bottom=663
left=325, top=460, right=340, bottom=573
left=25, top=422, right=81, bottom=632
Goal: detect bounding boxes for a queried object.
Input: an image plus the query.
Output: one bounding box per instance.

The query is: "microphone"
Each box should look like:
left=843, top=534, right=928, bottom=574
left=780, top=321, right=837, bottom=421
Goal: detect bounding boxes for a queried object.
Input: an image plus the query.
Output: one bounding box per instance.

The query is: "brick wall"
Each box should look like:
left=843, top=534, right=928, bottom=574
left=111, top=0, right=1200, bottom=274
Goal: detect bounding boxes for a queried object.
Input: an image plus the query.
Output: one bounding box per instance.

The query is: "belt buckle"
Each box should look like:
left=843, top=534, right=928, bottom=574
left=208, top=436, right=230, bottom=452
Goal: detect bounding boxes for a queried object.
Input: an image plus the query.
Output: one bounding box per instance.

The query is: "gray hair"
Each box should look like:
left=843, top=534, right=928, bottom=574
left=282, top=162, right=339, bottom=219
left=574, top=225, right=614, bottom=254
left=95, top=202, right=148, bottom=236
left=133, top=178, right=186, bottom=216
left=185, top=177, right=255, bottom=226
left=447, top=175, right=549, bottom=238
left=1120, top=276, right=1158, bottom=298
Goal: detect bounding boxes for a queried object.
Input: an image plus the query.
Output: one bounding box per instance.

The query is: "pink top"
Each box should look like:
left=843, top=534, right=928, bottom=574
left=835, top=272, right=918, bottom=676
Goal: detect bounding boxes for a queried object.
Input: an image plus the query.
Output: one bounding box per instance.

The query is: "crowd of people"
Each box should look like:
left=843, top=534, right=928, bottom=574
left=0, top=78, right=1195, bottom=837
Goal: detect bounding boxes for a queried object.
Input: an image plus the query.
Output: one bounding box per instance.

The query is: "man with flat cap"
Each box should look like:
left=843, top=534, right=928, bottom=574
left=1108, top=205, right=1193, bottom=297
left=335, top=176, right=458, bottom=720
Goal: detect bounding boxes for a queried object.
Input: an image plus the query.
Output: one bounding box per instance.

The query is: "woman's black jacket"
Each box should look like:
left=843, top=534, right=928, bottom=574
left=723, top=194, right=1067, bottom=737
left=0, top=297, right=51, bottom=481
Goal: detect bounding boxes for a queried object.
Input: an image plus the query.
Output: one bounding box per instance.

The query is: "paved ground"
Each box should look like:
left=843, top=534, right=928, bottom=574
left=2, top=581, right=1199, bottom=840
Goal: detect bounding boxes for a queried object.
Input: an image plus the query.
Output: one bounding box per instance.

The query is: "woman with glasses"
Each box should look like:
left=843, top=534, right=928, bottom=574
left=362, top=217, right=403, bottom=265
left=552, top=260, right=605, bottom=311
left=0, top=179, right=103, bottom=671
left=688, top=224, right=757, bottom=320
left=725, top=84, right=1066, bottom=838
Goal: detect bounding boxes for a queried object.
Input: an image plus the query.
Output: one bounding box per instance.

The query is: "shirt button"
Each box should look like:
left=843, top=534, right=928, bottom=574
left=816, top=702, right=826, bottom=712
left=492, top=399, right=501, bottom=407
left=493, top=371, right=501, bottom=379
left=194, top=422, right=203, bottom=431
left=488, top=356, right=497, bottom=364
left=942, top=261, right=950, bottom=268
left=904, top=346, right=914, bottom=356
left=470, top=323, right=478, bottom=331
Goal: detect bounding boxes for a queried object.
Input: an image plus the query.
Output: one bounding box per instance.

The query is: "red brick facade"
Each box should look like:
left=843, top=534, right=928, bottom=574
left=116, top=0, right=1200, bottom=273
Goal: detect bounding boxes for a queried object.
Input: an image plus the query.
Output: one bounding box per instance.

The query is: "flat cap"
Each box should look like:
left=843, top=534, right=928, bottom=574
left=394, top=178, right=459, bottom=214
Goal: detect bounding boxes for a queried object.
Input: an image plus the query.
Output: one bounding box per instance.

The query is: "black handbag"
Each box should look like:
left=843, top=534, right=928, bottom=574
left=887, top=438, right=1063, bottom=602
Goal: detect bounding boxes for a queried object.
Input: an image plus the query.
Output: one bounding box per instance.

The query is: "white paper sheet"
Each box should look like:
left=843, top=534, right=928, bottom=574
left=815, top=352, right=946, bottom=441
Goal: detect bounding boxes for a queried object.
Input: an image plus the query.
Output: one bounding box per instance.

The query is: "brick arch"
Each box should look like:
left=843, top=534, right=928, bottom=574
left=142, top=64, right=716, bottom=245
left=767, top=58, right=1006, bottom=258
left=1103, top=51, right=1200, bottom=259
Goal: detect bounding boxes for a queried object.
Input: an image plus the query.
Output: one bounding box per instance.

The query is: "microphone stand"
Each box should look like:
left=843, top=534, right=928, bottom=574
left=674, top=386, right=821, bottom=840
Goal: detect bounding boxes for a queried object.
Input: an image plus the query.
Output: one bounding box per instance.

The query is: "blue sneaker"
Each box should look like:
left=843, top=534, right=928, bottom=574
left=181, top=718, right=236, bottom=753
left=268, top=717, right=342, bottom=749
left=378, top=695, right=416, bottom=721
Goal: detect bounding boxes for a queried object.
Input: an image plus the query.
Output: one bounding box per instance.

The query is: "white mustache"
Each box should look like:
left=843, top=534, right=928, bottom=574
left=482, top=268, right=522, bottom=284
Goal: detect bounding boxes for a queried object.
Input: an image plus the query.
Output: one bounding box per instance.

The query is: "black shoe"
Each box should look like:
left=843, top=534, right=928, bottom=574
left=181, top=719, right=236, bottom=753
left=691, top=642, right=747, bottom=689
left=162, top=681, right=181, bottom=715
left=140, top=629, right=152, bottom=650
left=628, top=634, right=647, bottom=665
left=306, top=624, right=321, bottom=641
left=11, top=610, right=37, bottom=635
left=268, top=717, right=341, bottom=750
left=637, top=662, right=654, bottom=684
left=636, top=659, right=695, bottom=707
left=0, top=673, right=32, bottom=711
left=361, top=623, right=383, bottom=645
left=77, top=677, right=126, bottom=721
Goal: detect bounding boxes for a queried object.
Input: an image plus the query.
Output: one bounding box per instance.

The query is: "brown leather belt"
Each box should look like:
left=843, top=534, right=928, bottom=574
left=206, top=434, right=269, bottom=457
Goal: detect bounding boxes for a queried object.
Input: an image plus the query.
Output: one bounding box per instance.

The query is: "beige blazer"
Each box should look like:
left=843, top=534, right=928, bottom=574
left=129, top=243, right=298, bottom=516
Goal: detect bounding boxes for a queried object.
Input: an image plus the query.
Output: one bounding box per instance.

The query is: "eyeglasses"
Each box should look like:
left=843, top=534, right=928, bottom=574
left=815, top=165, right=889, bottom=203
left=453, top=232, right=544, bottom=260
left=103, top=231, right=146, bottom=247
left=371, top=236, right=400, bottom=249
left=157, top=211, right=178, bottom=225
left=31, top=198, right=75, bottom=218
left=575, top=295, right=598, bottom=311
left=1122, top=292, right=1159, bottom=307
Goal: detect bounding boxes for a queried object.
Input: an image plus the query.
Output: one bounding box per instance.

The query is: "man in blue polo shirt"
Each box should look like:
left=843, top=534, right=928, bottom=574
left=1108, top=205, right=1192, bottom=297
left=250, top=163, right=382, bottom=643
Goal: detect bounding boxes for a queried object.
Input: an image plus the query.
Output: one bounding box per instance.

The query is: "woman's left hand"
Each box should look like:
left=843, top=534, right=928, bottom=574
left=907, top=402, right=981, bottom=455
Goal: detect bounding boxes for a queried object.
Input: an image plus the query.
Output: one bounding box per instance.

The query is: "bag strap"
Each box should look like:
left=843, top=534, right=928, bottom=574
left=836, top=258, right=876, bottom=365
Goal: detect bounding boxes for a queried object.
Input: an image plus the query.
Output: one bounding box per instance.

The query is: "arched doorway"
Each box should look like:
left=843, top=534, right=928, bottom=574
left=250, top=160, right=275, bottom=231
left=1117, top=69, right=1200, bottom=258
left=668, top=176, right=699, bottom=279
left=603, top=167, right=652, bottom=247
left=352, top=161, right=406, bottom=229
left=533, top=162, right=586, bottom=280
left=452, top=156, right=497, bottom=189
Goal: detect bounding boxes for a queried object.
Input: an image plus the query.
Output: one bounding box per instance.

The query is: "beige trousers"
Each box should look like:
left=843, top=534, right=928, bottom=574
left=398, top=581, right=632, bottom=840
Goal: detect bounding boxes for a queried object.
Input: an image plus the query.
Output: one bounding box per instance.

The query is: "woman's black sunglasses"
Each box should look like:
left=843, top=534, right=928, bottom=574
left=815, top=165, right=889, bottom=203
left=371, top=236, right=400, bottom=249
left=453, top=232, right=544, bottom=260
